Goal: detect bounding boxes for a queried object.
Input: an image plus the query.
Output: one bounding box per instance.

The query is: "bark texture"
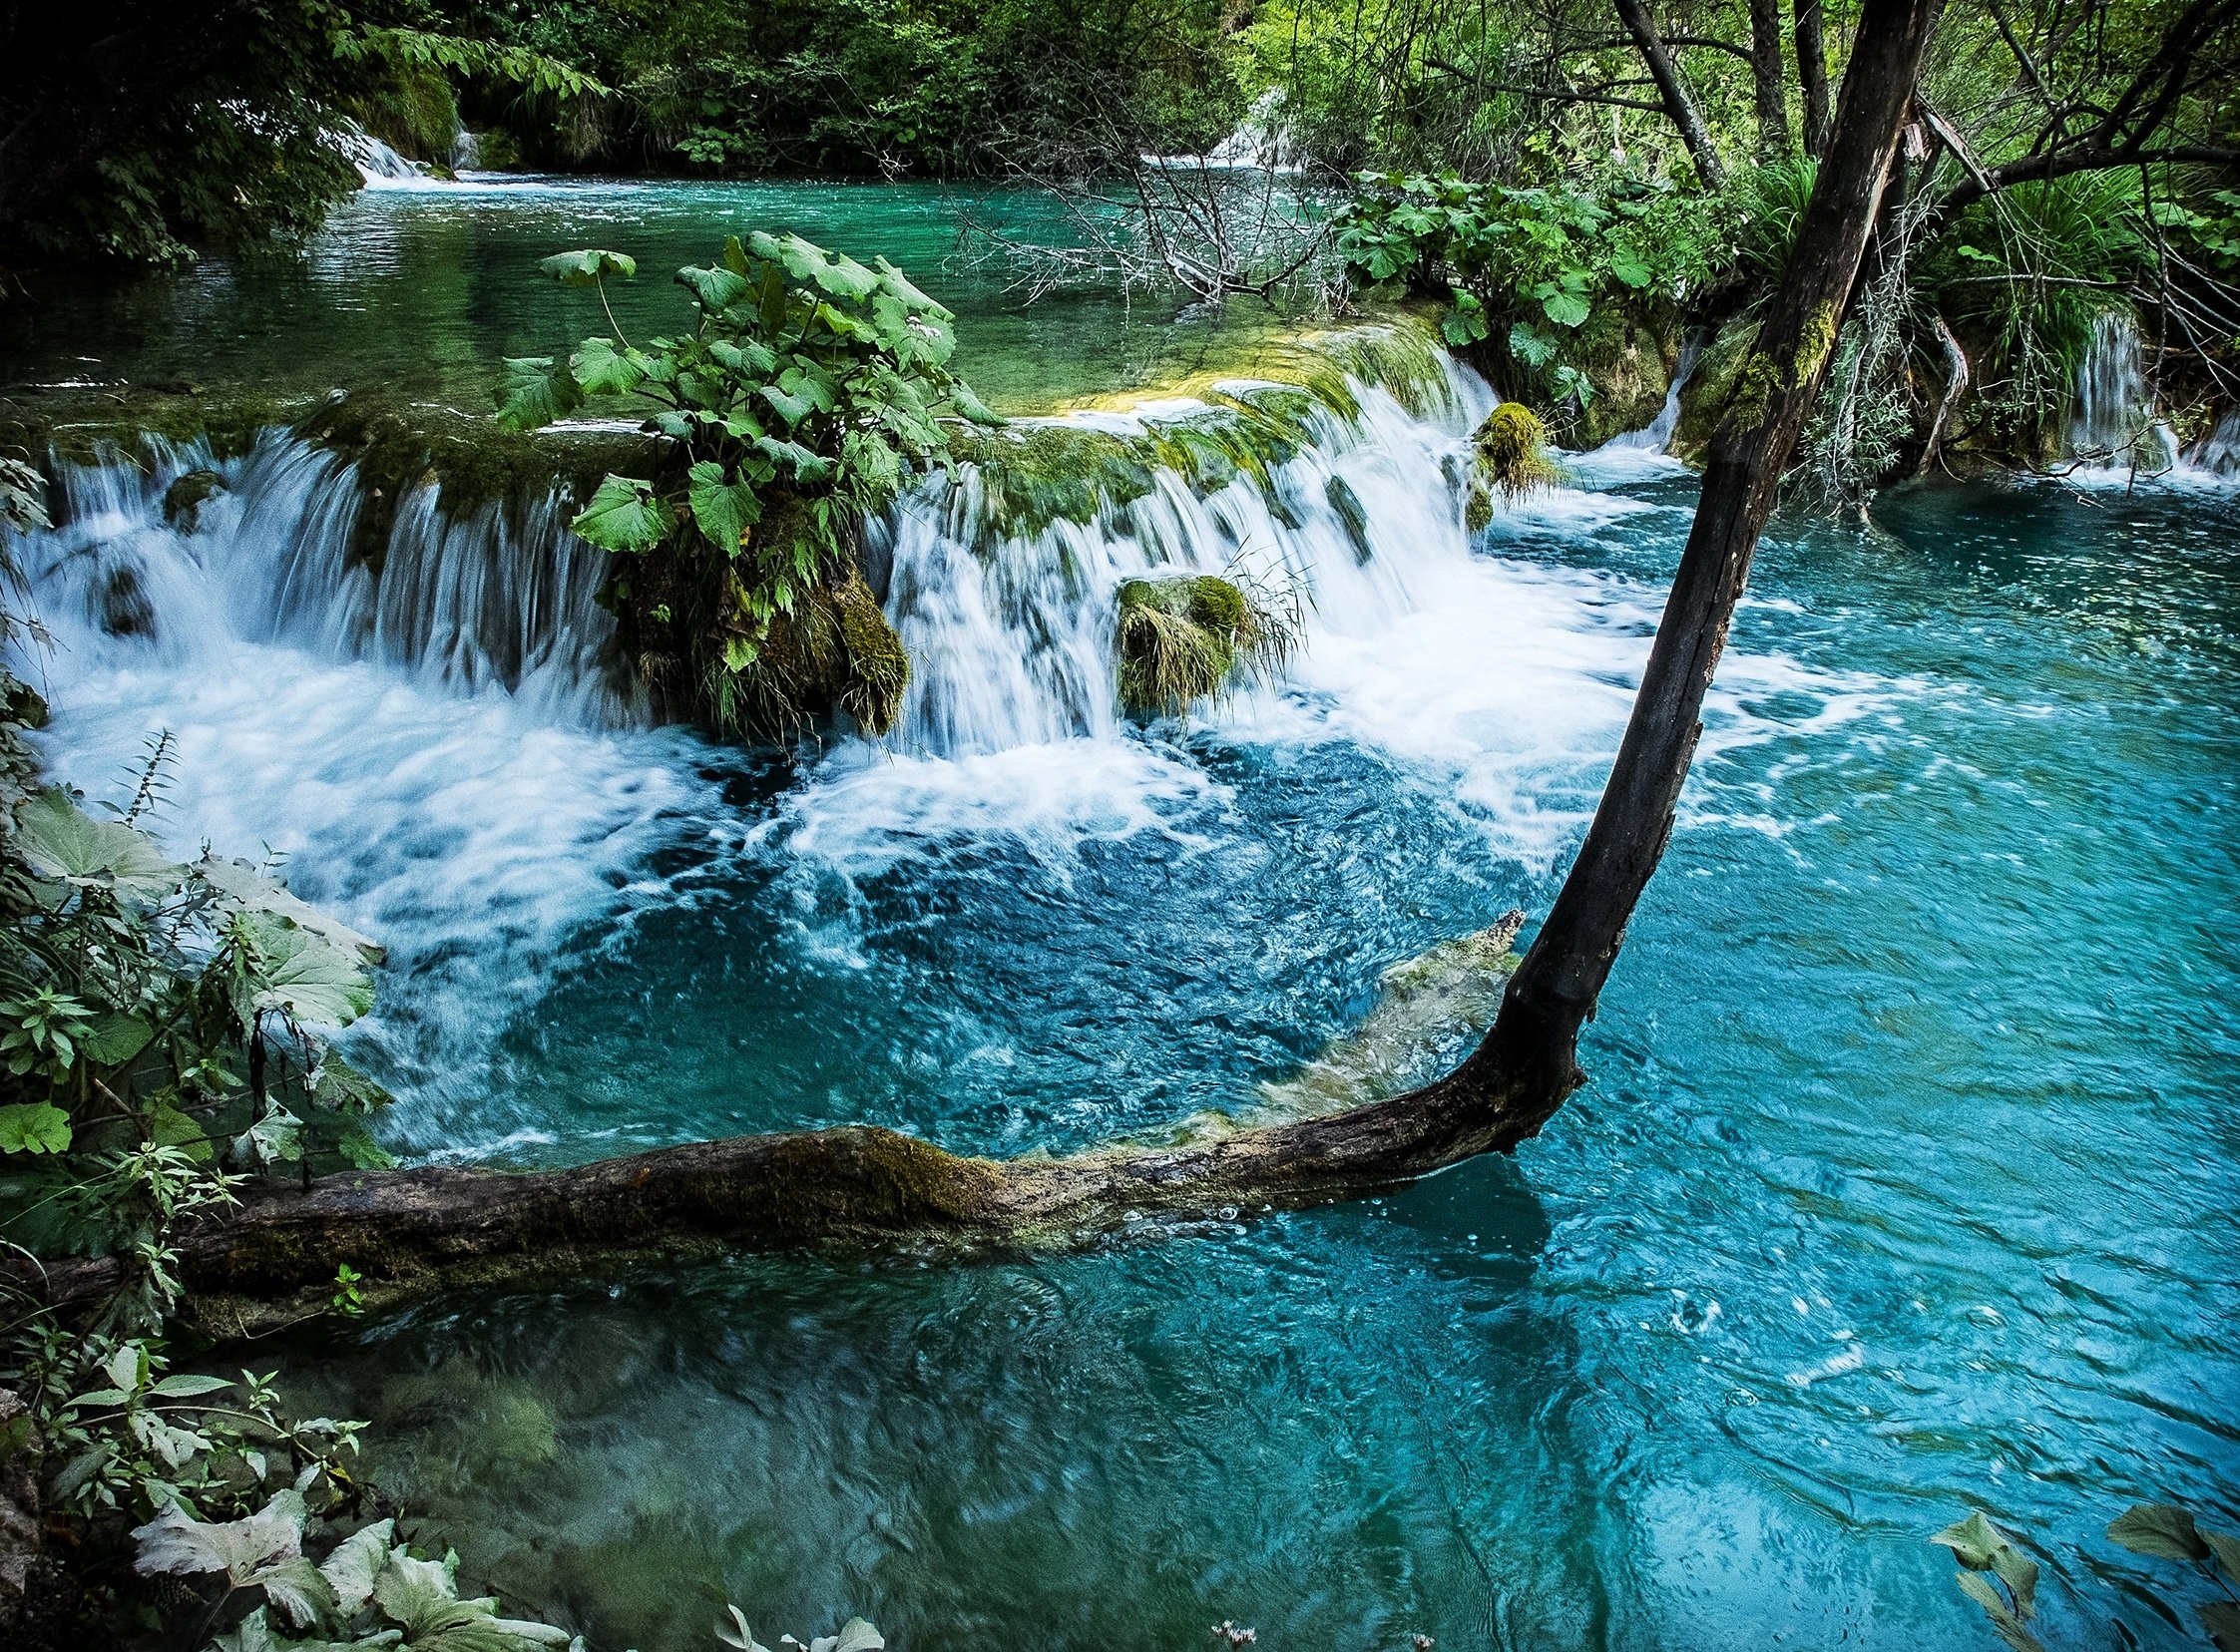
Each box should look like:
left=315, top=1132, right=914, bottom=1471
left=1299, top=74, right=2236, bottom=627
left=1795, top=0, right=1833, bottom=155
left=1612, top=0, right=1730, bottom=190
left=1470, top=0, right=1942, bottom=1123
left=1748, top=0, right=1794, bottom=151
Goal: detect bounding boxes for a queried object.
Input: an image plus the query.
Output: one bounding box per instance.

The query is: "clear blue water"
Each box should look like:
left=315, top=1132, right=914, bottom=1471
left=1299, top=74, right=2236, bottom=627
left=12, top=180, right=2238, bottom=1652
left=252, top=471, right=2236, bottom=1651
left=0, top=175, right=1291, bottom=411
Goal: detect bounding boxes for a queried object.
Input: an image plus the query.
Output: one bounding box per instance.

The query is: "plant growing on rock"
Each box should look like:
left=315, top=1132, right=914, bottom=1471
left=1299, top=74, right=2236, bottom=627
left=1464, top=402, right=1561, bottom=529
left=500, top=233, right=1004, bottom=737
left=1115, top=570, right=1299, bottom=717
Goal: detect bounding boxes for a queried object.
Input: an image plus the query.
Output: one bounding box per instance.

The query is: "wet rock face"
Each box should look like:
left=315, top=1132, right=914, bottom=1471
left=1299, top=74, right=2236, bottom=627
left=162, top=467, right=226, bottom=532
left=0, top=1389, right=40, bottom=1630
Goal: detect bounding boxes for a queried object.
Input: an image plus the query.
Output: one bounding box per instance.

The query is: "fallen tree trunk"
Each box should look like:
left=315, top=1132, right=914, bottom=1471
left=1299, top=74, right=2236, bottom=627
left=12, top=0, right=1944, bottom=1341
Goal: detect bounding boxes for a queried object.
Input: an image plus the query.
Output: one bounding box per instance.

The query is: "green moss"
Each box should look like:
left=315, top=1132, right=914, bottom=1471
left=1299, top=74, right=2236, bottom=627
left=1325, top=476, right=1373, bottom=564
left=347, top=57, right=459, bottom=162
left=162, top=468, right=225, bottom=531
left=1795, top=301, right=1839, bottom=385
left=1466, top=402, right=1561, bottom=528
left=1725, top=353, right=1782, bottom=435
left=1115, top=572, right=1297, bottom=717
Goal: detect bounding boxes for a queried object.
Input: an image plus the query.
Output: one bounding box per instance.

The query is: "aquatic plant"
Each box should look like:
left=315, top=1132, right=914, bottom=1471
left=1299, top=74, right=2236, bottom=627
left=1938, top=1498, right=2240, bottom=1652
left=501, top=233, right=1002, bottom=738
left=1464, top=402, right=1561, bottom=529
left=1115, top=570, right=1299, bottom=716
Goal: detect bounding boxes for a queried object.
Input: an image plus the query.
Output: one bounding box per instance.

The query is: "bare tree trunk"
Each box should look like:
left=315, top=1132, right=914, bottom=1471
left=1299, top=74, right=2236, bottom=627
left=1795, top=0, right=1833, bottom=155
left=1749, top=0, right=1794, bottom=151
left=1459, top=0, right=1943, bottom=1129
left=11, top=0, right=1946, bottom=1339
left=1612, top=0, right=1730, bottom=191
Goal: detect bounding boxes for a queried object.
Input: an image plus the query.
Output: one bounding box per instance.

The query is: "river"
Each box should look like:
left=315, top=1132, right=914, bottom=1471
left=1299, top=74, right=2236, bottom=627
left=5, top=173, right=2237, bottom=1651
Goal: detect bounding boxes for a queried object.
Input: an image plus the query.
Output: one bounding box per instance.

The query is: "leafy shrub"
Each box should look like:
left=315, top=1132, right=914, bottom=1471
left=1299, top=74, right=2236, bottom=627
left=1464, top=402, right=1560, bottom=529
left=500, top=234, right=1002, bottom=737
left=1333, top=172, right=1733, bottom=410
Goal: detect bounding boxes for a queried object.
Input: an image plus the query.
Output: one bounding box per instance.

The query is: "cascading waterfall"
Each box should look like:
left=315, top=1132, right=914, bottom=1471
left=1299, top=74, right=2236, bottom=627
left=6, top=337, right=1851, bottom=1151
left=1603, top=332, right=1704, bottom=457
left=2067, top=310, right=2182, bottom=473
left=882, top=365, right=1492, bottom=758
left=15, top=434, right=634, bottom=725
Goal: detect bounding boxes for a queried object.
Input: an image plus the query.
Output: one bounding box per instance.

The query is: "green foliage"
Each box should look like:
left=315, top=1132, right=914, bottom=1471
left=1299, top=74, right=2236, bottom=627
left=1464, top=402, right=1560, bottom=529
left=1940, top=1498, right=2240, bottom=1652
left=0, top=761, right=391, bottom=1305
left=503, top=233, right=997, bottom=736
left=1334, top=173, right=1731, bottom=410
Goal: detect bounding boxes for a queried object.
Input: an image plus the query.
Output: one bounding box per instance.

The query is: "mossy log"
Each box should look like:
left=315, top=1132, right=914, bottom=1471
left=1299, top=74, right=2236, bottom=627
left=19, top=921, right=1544, bottom=1341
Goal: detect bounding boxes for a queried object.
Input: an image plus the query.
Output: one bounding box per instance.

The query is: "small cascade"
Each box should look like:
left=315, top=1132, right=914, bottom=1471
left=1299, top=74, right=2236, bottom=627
left=2189, top=408, right=2240, bottom=478
left=451, top=127, right=482, bottom=170
left=334, top=124, right=443, bottom=190
left=2067, top=311, right=2182, bottom=475
left=1604, top=332, right=1705, bottom=455
left=883, top=359, right=1494, bottom=758
left=10, top=434, right=635, bottom=726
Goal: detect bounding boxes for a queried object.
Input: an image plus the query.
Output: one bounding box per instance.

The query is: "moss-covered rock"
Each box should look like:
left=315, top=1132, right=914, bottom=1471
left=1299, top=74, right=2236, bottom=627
left=1668, top=319, right=1761, bottom=465
left=1114, top=571, right=1296, bottom=717
left=1465, top=402, right=1561, bottom=530
left=161, top=468, right=225, bottom=532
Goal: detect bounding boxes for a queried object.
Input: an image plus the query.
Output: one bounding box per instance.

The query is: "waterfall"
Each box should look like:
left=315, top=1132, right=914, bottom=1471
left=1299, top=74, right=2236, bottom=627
left=2067, top=311, right=2181, bottom=475
left=1603, top=332, right=1704, bottom=456
left=882, top=362, right=1494, bottom=758
left=333, top=124, right=445, bottom=190
left=11, top=434, right=635, bottom=727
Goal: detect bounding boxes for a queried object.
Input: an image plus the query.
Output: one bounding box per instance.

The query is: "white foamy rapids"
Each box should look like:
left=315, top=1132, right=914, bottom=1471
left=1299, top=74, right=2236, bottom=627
left=780, top=351, right=1883, bottom=881
left=5, top=436, right=706, bottom=1142
left=335, top=124, right=450, bottom=191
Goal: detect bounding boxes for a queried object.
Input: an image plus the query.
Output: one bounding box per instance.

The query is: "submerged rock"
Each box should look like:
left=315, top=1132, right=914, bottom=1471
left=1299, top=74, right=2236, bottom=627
left=161, top=467, right=225, bottom=532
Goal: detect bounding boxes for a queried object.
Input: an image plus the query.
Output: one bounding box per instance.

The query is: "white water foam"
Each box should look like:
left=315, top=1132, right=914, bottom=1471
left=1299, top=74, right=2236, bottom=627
left=6, top=437, right=710, bottom=1144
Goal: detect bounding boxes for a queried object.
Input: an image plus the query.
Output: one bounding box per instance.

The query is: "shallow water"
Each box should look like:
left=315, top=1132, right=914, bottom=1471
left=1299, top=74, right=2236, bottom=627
left=0, top=176, right=1302, bottom=412
left=9, top=198, right=2239, bottom=1646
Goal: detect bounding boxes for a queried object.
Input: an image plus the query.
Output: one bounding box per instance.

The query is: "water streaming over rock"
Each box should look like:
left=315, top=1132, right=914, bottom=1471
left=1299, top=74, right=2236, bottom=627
left=2066, top=310, right=2182, bottom=473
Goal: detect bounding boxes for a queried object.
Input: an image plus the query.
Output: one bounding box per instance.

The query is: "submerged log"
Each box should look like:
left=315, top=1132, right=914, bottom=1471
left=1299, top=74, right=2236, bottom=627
left=27, top=919, right=1540, bottom=1338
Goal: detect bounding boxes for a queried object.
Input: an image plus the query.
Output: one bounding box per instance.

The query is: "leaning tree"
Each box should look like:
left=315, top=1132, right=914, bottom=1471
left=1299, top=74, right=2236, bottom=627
left=21, top=0, right=1947, bottom=1339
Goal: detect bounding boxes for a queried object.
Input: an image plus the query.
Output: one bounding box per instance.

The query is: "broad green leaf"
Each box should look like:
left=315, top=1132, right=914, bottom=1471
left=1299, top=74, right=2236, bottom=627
left=571, top=474, right=677, bottom=554
left=2202, top=1602, right=2240, bottom=1652
left=538, top=248, right=636, bottom=286
left=944, top=382, right=1005, bottom=428
left=1954, top=1572, right=2043, bottom=1652
left=753, top=436, right=832, bottom=484
left=676, top=263, right=752, bottom=313
left=572, top=336, right=647, bottom=397
left=496, top=356, right=584, bottom=431
left=1541, top=288, right=1592, bottom=328
left=1609, top=252, right=1653, bottom=288
left=746, top=230, right=878, bottom=300
left=236, top=1102, right=304, bottom=1166
left=780, top=362, right=839, bottom=414
left=1932, top=1511, right=2009, bottom=1570
left=230, top=911, right=374, bottom=1027
left=133, top=1487, right=306, bottom=1582
left=16, top=788, right=184, bottom=897
left=874, top=256, right=950, bottom=318
left=2204, top=1527, right=2240, bottom=1582
left=0, top=1101, right=70, bottom=1154
left=320, top=1518, right=393, bottom=1615
left=710, top=337, right=777, bottom=376
left=758, top=385, right=816, bottom=428
left=2108, top=1502, right=2209, bottom=1561
left=831, top=1620, right=884, bottom=1652
left=148, top=1100, right=213, bottom=1161
left=1508, top=322, right=1558, bottom=367
left=687, top=461, right=762, bottom=556
left=148, top=1372, right=234, bottom=1399
left=337, top=1122, right=396, bottom=1170
left=197, top=856, right=384, bottom=965
left=78, top=1013, right=156, bottom=1066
